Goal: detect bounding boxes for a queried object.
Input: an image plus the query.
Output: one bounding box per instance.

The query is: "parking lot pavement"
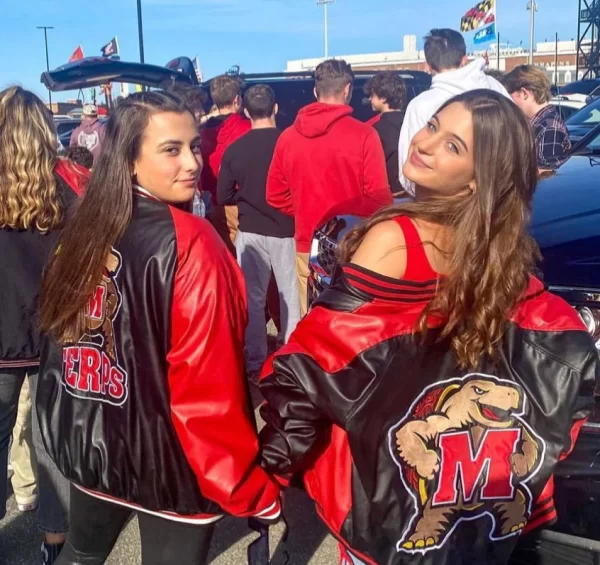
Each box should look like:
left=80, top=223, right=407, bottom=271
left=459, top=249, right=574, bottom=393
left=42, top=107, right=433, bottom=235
left=1, top=485, right=337, bottom=565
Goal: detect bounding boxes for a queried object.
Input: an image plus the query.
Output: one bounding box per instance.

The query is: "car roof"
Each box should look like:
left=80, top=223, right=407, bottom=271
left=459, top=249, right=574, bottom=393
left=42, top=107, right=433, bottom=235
left=203, top=69, right=432, bottom=85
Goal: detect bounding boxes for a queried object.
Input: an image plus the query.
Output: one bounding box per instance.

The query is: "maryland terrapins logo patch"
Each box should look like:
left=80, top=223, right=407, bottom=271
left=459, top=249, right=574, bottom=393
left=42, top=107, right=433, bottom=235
left=62, top=249, right=128, bottom=406
left=388, top=374, right=546, bottom=554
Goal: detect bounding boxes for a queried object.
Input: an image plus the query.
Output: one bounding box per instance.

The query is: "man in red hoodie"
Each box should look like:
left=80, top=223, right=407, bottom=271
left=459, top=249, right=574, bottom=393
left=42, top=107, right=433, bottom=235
left=201, top=75, right=251, bottom=253
left=267, top=59, right=392, bottom=315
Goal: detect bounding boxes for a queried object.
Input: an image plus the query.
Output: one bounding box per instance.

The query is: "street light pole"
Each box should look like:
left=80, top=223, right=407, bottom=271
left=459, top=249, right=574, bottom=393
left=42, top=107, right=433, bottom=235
left=527, top=0, right=538, bottom=65
left=37, top=26, right=54, bottom=113
left=317, top=0, right=335, bottom=59
left=137, top=0, right=145, bottom=64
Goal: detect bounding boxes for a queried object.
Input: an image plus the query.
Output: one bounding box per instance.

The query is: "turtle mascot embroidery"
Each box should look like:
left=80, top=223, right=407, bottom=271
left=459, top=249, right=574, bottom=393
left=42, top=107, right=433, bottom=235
left=389, top=374, right=545, bottom=554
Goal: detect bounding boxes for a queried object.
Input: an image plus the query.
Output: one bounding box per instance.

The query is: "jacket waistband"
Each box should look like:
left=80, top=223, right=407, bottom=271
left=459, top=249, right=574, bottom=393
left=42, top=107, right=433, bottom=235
left=0, top=358, right=40, bottom=369
left=75, top=485, right=223, bottom=525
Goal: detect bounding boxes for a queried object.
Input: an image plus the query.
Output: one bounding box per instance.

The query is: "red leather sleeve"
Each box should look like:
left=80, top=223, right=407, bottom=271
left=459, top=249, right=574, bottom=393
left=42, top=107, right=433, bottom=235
left=266, top=136, right=295, bottom=217
left=167, top=209, right=281, bottom=519
left=55, top=158, right=90, bottom=196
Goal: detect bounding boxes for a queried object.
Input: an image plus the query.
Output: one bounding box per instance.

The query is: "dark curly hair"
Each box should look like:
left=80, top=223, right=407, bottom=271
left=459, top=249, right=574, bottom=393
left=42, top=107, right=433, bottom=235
left=363, top=72, right=407, bottom=110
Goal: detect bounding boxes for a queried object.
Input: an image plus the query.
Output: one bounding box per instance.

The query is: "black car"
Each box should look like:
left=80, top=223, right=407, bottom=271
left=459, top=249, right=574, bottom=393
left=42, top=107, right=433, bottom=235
left=200, top=70, right=432, bottom=129
left=566, top=96, right=600, bottom=143
left=307, top=126, right=600, bottom=562
left=560, top=78, right=600, bottom=103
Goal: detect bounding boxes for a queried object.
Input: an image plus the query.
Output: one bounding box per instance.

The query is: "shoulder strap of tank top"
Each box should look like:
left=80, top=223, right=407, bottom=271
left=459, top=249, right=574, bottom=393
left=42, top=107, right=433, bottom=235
left=391, top=215, right=438, bottom=281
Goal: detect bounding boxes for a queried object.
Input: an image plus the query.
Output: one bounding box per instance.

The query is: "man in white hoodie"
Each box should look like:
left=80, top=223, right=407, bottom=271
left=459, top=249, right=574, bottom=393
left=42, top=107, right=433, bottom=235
left=398, top=28, right=509, bottom=196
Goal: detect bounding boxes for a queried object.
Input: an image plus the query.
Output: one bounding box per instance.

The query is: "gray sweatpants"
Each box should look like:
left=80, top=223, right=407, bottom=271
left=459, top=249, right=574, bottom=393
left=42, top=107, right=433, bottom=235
left=236, top=231, right=301, bottom=372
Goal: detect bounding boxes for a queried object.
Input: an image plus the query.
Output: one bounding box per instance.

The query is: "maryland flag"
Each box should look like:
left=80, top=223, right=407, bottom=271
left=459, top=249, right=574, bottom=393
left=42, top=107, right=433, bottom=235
left=460, top=0, right=496, bottom=32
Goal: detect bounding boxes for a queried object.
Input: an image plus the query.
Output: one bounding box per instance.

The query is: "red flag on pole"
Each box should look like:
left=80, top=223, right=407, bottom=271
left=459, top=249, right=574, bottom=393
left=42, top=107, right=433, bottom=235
left=69, top=46, right=84, bottom=63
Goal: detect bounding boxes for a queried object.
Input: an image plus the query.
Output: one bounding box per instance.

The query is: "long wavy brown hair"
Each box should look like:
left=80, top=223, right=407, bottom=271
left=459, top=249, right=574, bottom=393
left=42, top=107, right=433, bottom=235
left=40, top=91, right=192, bottom=343
left=339, top=90, right=540, bottom=369
left=0, top=86, right=61, bottom=232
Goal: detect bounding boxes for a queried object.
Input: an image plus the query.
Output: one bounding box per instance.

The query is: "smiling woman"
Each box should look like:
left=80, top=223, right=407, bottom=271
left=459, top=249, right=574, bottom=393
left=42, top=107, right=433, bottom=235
left=133, top=111, right=203, bottom=204
left=36, top=91, right=281, bottom=565
left=257, top=89, right=597, bottom=565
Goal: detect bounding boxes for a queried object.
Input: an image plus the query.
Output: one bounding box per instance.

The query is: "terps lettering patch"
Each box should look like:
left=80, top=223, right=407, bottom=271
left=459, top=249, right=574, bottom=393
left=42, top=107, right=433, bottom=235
left=388, top=374, right=546, bottom=554
left=61, top=249, right=128, bottom=406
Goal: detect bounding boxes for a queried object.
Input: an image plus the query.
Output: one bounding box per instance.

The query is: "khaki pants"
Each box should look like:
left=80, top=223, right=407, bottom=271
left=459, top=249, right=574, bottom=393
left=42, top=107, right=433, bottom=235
left=10, top=377, right=38, bottom=504
left=295, top=252, right=310, bottom=317
left=210, top=205, right=239, bottom=256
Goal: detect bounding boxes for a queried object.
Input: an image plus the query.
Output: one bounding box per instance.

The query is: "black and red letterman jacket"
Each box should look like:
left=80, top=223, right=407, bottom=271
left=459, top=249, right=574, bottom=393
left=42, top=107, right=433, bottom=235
left=259, top=263, right=598, bottom=565
left=37, top=190, right=281, bottom=524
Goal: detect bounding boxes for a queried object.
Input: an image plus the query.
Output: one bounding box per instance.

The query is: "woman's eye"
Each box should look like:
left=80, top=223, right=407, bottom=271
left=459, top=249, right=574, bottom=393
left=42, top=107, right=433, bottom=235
left=165, top=147, right=180, bottom=155
left=447, top=142, right=459, bottom=154
left=427, top=122, right=436, bottom=132
left=191, top=144, right=202, bottom=154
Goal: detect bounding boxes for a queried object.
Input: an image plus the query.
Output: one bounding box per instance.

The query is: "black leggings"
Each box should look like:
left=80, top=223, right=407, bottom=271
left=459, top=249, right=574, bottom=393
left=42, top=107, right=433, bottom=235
left=56, top=484, right=215, bottom=565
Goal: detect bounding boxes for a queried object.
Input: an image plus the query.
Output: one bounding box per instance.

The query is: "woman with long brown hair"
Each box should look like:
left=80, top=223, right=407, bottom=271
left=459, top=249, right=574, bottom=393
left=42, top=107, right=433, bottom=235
left=37, top=91, right=280, bottom=565
left=0, top=86, right=87, bottom=564
left=258, top=90, right=597, bottom=565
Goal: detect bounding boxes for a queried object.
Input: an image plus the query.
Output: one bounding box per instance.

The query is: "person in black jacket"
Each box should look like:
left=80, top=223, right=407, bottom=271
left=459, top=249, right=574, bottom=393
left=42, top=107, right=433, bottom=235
left=217, top=85, right=300, bottom=383
left=259, top=90, right=597, bottom=565
left=0, top=86, right=88, bottom=565
left=37, top=91, right=281, bottom=565
left=364, top=71, right=407, bottom=195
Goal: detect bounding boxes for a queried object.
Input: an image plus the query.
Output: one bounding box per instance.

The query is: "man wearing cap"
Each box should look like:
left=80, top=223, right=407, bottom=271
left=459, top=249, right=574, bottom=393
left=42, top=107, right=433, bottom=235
left=69, top=104, right=106, bottom=165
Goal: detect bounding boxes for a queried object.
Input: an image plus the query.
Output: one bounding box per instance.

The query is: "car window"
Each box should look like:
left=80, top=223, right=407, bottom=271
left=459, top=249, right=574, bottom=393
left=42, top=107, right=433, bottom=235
left=583, top=130, right=600, bottom=152
left=567, top=99, right=600, bottom=126
left=557, top=106, right=579, bottom=121
left=55, top=121, right=80, bottom=136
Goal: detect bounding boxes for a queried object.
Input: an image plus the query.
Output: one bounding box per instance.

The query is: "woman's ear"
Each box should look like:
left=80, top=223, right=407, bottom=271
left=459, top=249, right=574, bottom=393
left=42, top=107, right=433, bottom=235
left=468, top=180, right=477, bottom=195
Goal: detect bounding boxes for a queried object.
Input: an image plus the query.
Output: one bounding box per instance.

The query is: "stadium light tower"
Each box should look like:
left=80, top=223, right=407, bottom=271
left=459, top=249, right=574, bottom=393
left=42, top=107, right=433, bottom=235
left=527, top=0, right=538, bottom=64
left=317, top=0, right=335, bottom=59
left=137, top=0, right=145, bottom=63
left=37, top=26, right=54, bottom=113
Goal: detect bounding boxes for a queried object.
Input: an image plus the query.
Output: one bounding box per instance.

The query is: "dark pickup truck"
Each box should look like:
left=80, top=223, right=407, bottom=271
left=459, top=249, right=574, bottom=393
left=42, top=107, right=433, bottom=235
left=308, top=128, right=600, bottom=564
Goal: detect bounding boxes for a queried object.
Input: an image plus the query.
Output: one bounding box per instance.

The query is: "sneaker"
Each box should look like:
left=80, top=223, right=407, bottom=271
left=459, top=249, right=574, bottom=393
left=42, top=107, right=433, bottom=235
left=16, top=499, right=38, bottom=512
left=42, top=541, right=65, bottom=565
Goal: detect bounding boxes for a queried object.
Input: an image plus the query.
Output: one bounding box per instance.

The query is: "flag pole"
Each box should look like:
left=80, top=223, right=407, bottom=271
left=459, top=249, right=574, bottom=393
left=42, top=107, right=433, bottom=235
left=554, top=32, right=559, bottom=87
left=495, top=0, right=500, bottom=69
left=497, top=32, right=500, bottom=68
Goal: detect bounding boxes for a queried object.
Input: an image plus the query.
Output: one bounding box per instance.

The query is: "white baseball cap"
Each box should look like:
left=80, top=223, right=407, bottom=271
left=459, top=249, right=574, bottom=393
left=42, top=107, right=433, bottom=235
left=82, top=103, right=98, bottom=117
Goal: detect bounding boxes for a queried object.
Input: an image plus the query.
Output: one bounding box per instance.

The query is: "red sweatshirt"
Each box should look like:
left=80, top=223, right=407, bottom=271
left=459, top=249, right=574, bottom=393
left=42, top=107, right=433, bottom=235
left=267, top=102, right=392, bottom=253
left=200, top=113, right=251, bottom=204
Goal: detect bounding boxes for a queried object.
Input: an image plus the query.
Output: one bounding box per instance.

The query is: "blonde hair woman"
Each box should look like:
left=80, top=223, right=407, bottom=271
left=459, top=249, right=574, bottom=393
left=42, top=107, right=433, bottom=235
left=0, top=86, right=87, bottom=565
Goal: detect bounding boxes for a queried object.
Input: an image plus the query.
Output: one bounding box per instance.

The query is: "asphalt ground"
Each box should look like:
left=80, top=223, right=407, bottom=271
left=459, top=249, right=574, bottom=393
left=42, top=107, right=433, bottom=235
left=1, top=481, right=337, bottom=565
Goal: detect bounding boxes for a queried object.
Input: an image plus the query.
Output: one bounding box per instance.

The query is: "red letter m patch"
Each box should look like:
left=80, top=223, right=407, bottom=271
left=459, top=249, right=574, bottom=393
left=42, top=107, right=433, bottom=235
left=88, top=285, right=106, bottom=320
left=432, top=429, right=521, bottom=505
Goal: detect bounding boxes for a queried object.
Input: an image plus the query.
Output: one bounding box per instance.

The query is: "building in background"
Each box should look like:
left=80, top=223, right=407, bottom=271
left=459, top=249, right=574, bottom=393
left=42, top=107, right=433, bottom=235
left=286, top=35, right=590, bottom=86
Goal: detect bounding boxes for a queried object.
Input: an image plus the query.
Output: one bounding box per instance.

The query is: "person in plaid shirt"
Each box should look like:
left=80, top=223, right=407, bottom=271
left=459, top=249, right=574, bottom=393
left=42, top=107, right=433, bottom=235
left=503, top=65, right=571, bottom=171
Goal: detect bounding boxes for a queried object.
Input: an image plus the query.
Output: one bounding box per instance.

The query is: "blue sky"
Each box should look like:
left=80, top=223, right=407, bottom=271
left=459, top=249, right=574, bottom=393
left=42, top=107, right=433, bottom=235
left=1, top=0, right=579, bottom=102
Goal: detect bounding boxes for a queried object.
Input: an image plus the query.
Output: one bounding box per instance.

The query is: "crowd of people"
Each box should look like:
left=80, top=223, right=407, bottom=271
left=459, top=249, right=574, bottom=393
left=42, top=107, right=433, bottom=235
left=0, top=26, right=595, bottom=565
